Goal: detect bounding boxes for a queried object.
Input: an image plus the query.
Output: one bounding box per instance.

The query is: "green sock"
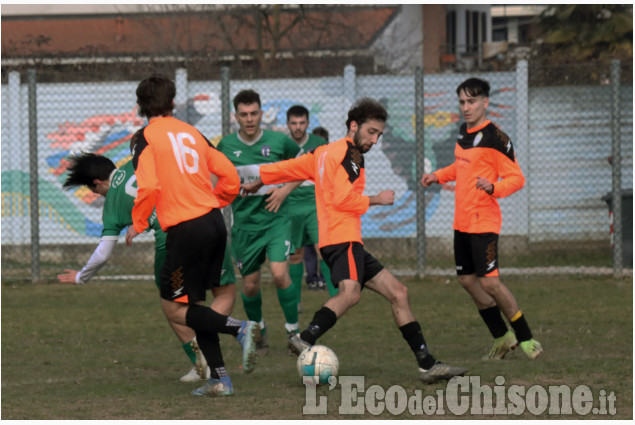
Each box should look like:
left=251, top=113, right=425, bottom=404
left=241, top=290, right=263, bottom=323
left=277, top=284, right=299, bottom=325
left=321, top=260, right=337, bottom=297
left=289, top=262, right=304, bottom=304
left=182, top=340, right=196, bottom=365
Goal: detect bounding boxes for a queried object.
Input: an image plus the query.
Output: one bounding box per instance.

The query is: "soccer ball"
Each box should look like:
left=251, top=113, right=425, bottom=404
left=297, top=345, right=339, bottom=385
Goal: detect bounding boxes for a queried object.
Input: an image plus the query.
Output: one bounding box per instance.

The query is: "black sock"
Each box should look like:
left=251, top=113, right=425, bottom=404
left=399, top=321, right=436, bottom=369
left=186, top=304, right=240, bottom=335
left=194, top=330, right=225, bottom=379
left=479, top=306, right=509, bottom=339
left=510, top=313, right=533, bottom=342
left=300, top=307, right=337, bottom=345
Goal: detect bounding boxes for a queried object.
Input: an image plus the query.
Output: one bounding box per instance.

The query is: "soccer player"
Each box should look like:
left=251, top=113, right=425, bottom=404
left=420, top=77, right=543, bottom=360
left=216, top=90, right=301, bottom=354
left=242, top=98, right=468, bottom=384
left=57, top=153, right=238, bottom=383
left=286, top=106, right=336, bottom=309
left=125, top=74, right=258, bottom=397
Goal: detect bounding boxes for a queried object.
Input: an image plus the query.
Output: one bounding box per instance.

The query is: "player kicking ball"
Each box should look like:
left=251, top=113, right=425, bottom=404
left=242, top=98, right=467, bottom=384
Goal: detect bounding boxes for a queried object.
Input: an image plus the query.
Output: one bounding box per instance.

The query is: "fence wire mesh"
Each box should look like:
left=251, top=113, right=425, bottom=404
left=1, top=60, right=632, bottom=282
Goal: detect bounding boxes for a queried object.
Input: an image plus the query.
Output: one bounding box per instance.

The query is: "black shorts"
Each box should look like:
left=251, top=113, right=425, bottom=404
left=454, top=230, right=499, bottom=277
left=160, top=208, right=227, bottom=304
left=320, top=242, right=384, bottom=288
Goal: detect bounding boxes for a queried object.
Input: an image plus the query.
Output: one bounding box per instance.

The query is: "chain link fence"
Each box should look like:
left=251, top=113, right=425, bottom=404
left=1, top=59, right=632, bottom=282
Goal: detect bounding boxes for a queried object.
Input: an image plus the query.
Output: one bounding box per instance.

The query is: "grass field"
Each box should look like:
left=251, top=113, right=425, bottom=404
left=2, top=273, right=632, bottom=419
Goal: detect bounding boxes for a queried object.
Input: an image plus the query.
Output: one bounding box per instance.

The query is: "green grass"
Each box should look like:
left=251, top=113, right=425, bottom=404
left=2, top=274, right=632, bottom=419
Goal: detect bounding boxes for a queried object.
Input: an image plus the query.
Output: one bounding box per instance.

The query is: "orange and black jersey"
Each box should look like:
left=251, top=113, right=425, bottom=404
left=130, top=116, right=240, bottom=232
left=433, top=120, right=524, bottom=234
left=259, top=137, right=369, bottom=248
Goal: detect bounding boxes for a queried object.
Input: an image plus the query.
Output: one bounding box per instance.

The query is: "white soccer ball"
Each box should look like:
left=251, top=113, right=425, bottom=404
left=297, top=345, right=339, bottom=385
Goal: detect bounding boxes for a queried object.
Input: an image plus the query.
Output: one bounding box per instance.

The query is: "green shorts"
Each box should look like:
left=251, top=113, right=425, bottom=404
left=231, top=219, right=293, bottom=276
left=290, top=210, right=320, bottom=249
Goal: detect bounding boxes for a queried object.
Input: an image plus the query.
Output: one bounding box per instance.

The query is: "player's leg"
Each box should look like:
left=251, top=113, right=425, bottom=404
left=472, top=232, right=542, bottom=359
left=288, top=242, right=365, bottom=355
left=154, top=238, right=209, bottom=381
left=365, top=266, right=468, bottom=383
left=289, top=214, right=307, bottom=310
left=267, top=219, right=300, bottom=339
left=455, top=230, right=515, bottom=359
left=160, top=210, right=258, bottom=388
left=232, top=227, right=270, bottom=353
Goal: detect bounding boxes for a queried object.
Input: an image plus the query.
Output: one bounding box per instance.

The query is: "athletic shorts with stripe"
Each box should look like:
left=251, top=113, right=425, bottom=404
left=231, top=218, right=293, bottom=276
left=454, top=230, right=499, bottom=277
left=320, top=242, right=384, bottom=288
left=159, top=208, right=227, bottom=304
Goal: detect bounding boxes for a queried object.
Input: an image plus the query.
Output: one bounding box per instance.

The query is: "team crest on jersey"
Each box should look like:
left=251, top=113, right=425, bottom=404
left=111, top=170, right=126, bottom=188
left=473, top=132, right=483, bottom=147
left=261, top=145, right=271, bottom=157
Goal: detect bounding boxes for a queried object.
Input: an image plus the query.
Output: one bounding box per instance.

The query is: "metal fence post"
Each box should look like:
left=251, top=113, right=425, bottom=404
left=221, top=67, right=231, bottom=137
left=344, top=64, right=356, bottom=114
left=220, top=67, right=232, bottom=239
left=610, top=59, right=623, bottom=277
left=415, top=66, right=426, bottom=278
left=175, top=68, right=188, bottom=123
left=27, top=69, right=40, bottom=282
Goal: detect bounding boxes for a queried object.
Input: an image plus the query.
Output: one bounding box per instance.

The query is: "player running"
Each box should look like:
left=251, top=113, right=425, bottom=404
left=421, top=77, right=543, bottom=360
left=217, top=89, right=302, bottom=354
left=242, top=98, right=468, bottom=384
left=125, top=74, right=258, bottom=397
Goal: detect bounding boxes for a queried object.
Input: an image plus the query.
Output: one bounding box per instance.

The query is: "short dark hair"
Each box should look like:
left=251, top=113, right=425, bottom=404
left=63, top=153, right=116, bottom=189
left=136, top=74, right=176, bottom=118
left=456, top=77, right=490, bottom=98
left=312, top=126, right=329, bottom=142
left=286, top=105, right=309, bottom=122
left=346, top=97, right=388, bottom=130
left=233, top=89, right=261, bottom=111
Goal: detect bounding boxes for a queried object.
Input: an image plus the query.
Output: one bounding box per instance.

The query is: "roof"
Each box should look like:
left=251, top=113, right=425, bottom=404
left=2, top=6, right=398, bottom=60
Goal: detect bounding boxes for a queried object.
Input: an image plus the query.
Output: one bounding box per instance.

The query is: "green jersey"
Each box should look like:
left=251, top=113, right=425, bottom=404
left=102, top=160, right=165, bottom=250
left=218, top=129, right=300, bottom=230
left=287, top=133, right=328, bottom=216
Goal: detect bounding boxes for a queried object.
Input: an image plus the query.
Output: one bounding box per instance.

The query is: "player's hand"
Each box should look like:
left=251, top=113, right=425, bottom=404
left=57, top=269, right=79, bottom=284
left=420, top=174, right=439, bottom=187
left=241, top=178, right=264, bottom=196
left=370, top=190, right=395, bottom=206
left=264, top=186, right=289, bottom=213
left=476, top=176, right=494, bottom=195
left=125, top=226, right=139, bottom=246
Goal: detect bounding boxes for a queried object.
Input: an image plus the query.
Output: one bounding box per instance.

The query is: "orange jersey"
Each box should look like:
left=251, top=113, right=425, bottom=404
left=434, top=120, right=524, bottom=234
left=131, top=116, right=240, bottom=232
left=259, top=137, right=370, bottom=248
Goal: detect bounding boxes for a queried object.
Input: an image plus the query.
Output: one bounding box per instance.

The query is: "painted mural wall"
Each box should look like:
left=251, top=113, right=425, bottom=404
left=1, top=67, right=632, bottom=246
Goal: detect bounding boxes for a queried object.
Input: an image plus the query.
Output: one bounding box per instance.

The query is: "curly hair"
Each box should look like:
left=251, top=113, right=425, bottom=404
left=345, top=98, right=388, bottom=130
left=233, top=89, right=261, bottom=111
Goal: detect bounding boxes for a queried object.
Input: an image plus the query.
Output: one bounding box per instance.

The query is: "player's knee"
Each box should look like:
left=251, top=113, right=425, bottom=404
left=479, top=276, right=503, bottom=294
left=393, top=283, right=410, bottom=306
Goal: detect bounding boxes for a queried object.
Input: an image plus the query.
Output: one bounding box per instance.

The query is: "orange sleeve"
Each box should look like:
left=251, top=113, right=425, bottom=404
left=131, top=144, right=158, bottom=233
left=491, top=152, right=525, bottom=198
left=329, top=163, right=369, bottom=215
left=260, top=152, right=315, bottom=184
left=207, top=147, right=240, bottom=208
left=434, top=162, right=457, bottom=184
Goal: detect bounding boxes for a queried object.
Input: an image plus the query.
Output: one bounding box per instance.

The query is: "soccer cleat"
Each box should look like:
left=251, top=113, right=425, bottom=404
left=482, top=330, right=518, bottom=360
left=191, top=337, right=209, bottom=380
left=237, top=321, right=259, bottom=373
left=520, top=338, right=543, bottom=359
left=180, top=365, right=210, bottom=382
left=419, top=362, right=468, bottom=384
left=256, top=323, right=270, bottom=356
left=191, top=376, right=234, bottom=397
left=288, top=333, right=311, bottom=356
